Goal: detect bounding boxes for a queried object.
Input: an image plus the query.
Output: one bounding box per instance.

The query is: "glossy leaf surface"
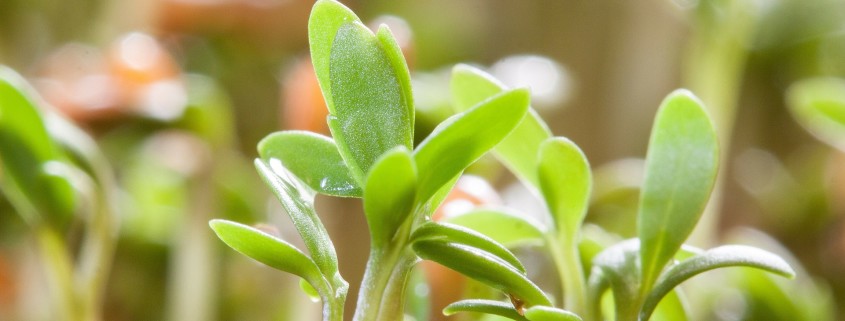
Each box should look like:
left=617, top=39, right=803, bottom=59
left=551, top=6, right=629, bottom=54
left=414, top=88, right=529, bottom=203
left=308, top=0, right=360, bottom=113
left=538, top=137, right=591, bottom=240
left=638, top=89, right=719, bottom=291
left=411, top=221, right=525, bottom=273
left=413, top=240, right=551, bottom=306
left=450, top=64, right=552, bottom=188
left=786, top=77, right=845, bottom=151
left=524, top=306, right=582, bottom=321
left=363, top=147, right=416, bottom=247
left=328, top=21, right=412, bottom=184
left=445, top=208, right=546, bottom=248
left=443, top=299, right=528, bottom=321
left=640, top=245, right=795, bottom=320
left=258, top=131, right=361, bottom=197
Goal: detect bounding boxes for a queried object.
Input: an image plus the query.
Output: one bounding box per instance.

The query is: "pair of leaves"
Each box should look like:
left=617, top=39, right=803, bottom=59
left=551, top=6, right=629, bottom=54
left=444, top=299, right=581, bottom=321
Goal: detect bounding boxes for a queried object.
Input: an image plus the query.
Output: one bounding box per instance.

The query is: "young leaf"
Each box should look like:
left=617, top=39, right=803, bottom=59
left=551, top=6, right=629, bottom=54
left=414, top=88, right=530, bottom=203
left=328, top=21, right=413, bottom=184
left=364, top=146, right=416, bottom=247
left=638, top=89, right=719, bottom=292
left=640, top=245, right=795, bottom=320
left=209, top=219, right=325, bottom=290
left=0, top=67, right=75, bottom=225
left=258, top=131, right=361, bottom=197
left=524, top=306, right=583, bottom=321
left=376, top=25, right=414, bottom=136
left=786, top=77, right=845, bottom=151
left=444, top=208, right=547, bottom=248
left=588, top=240, right=642, bottom=319
left=538, top=137, right=591, bottom=240
left=413, top=239, right=551, bottom=307
left=411, top=221, right=525, bottom=273
left=451, top=64, right=552, bottom=188
left=443, top=299, right=529, bottom=321
left=255, top=159, right=344, bottom=288
left=308, top=0, right=360, bottom=113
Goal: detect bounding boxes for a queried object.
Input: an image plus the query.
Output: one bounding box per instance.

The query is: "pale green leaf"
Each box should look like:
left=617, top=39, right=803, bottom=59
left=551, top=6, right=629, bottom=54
left=376, top=25, right=414, bottom=136
left=443, top=299, right=528, bottom=321
left=258, top=131, right=361, bottom=197
left=364, top=146, right=416, bottom=247
left=414, top=88, right=529, bottom=203
left=786, top=77, right=845, bottom=151
left=538, top=137, right=591, bottom=240
left=524, top=306, right=582, bottom=321
left=450, top=64, right=552, bottom=187
left=308, top=0, right=360, bottom=114
left=638, top=89, right=719, bottom=292
left=444, top=207, right=546, bottom=248
left=588, top=240, right=641, bottom=319
left=411, top=221, right=525, bottom=273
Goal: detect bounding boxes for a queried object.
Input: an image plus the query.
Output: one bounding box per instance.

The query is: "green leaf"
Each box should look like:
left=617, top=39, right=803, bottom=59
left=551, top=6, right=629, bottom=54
left=640, top=245, right=795, bottom=320
left=413, top=239, right=551, bottom=307
left=538, top=137, right=591, bottom=240
left=414, top=88, right=530, bottom=203
left=638, top=89, right=719, bottom=292
left=587, top=240, right=641, bottom=319
left=0, top=66, right=75, bottom=225
left=328, top=21, right=413, bottom=184
left=443, top=299, right=528, bottom=321
left=308, top=0, right=360, bottom=114
left=376, top=25, right=414, bottom=137
left=209, top=219, right=325, bottom=290
left=524, top=306, right=583, bottom=321
left=650, top=289, right=688, bottom=321
left=444, top=207, right=546, bottom=248
left=786, top=77, right=845, bottom=151
left=258, top=131, right=361, bottom=197
left=411, top=221, right=525, bottom=273
left=300, top=278, right=321, bottom=303
left=364, top=146, right=416, bottom=247
left=255, top=159, right=345, bottom=289
left=450, top=64, right=552, bottom=188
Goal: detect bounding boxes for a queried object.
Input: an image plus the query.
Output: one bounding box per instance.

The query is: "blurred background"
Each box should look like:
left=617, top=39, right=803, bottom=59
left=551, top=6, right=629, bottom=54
left=0, top=0, right=844, bottom=320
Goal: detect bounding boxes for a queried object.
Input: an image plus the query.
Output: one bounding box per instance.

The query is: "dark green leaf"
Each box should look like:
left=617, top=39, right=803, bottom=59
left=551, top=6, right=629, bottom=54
left=414, top=89, right=530, bottom=203
left=638, top=89, right=719, bottom=291
left=444, top=207, right=546, bottom=248
left=364, top=146, right=416, bottom=247
left=786, top=77, right=845, bottom=151
left=308, top=0, right=360, bottom=114
left=538, top=137, right=591, bottom=240
left=411, top=221, right=525, bottom=273
left=450, top=64, right=552, bottom=188
left=413, top=239, right=551, bottom=307
left=640, top=245, right=795, bottom=320
left=443, top=299, right=528, bottom=321
left=328, top=21, right=413, bottom=184
left=524, top=306, right=582, bottom=321
left=258, top=131, right=361, bottom=197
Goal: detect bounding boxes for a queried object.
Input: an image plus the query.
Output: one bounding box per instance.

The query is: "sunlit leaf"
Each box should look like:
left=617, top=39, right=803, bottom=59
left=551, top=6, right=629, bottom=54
left=364, top=147, right=416, bottom=247
left=411, top=222, right=525, bottom=273
left=308, top=0, right=360, bottom=114
left=445, top=207, right=546, bottom=248
left=638, top=89, right=719, bottom=292
left=640, top=245, right=795, bottom=320
left=650, top=289, right=688, bottom=321
left=786, top=77, right=845, bottom=151
left=538, top=137, right=591, bottom=240
left=413, top=239, right=551, bottom=307
left=524, top=306, right=582, bottom=321
left=450, top=64, right=552, bottom=188
left=258, top=131, right=361, bottom=197
left=300, top=278, right=321, bottom=303
left=376, top=25, right=414, bottom=137
left=328, top=21, right=412, bottom=184
left=414, top=88, right=529, bottom=203
left=443, top=299, right=528, bottom=321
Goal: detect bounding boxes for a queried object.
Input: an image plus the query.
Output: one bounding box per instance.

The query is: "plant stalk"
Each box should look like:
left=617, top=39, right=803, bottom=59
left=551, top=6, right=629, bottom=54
left=36, top=225, right=81, bottom=321
left=353, top=219, right=416, bottom=321
left=547, top=235, right=587, bottom=318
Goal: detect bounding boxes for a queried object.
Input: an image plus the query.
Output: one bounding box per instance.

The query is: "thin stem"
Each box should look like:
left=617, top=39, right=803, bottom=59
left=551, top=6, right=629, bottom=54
left=547, top=235, right=587, bottom=317
left=353, top=218, right=415, bottom=321
left=36, top=225, right=81, bottom=321
left=74, top=186, right=117, bottom=321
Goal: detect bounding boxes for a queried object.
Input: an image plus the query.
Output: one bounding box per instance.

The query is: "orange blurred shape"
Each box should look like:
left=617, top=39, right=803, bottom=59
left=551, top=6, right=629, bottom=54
left=155, top=0, right=234, bottom=34
left=282, top=58, right=330, bottom=134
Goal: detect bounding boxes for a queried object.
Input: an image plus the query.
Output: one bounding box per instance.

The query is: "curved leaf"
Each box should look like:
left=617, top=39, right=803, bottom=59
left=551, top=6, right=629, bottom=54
left=445, top=207, right=546, bottom=248
left=328, top=21, right=412, bottom=184
left=255, top=159, right=345, bottom=290
left=650, top=289, right=688, bottom=321
left=209, top=219, right=325, bottom=289
left=411, top=221, right=525, bottom=273
left=588, top=239, right=641, bottom=319
left=364, top=146, right=416, bottom=247
left=308, top=0, right=360, bottom=114
left=638, top=89, right=719, bottom=292
left=413, top=239, right=552, bottom=307
left=451, top=64, right=552, bottom=188
left=443, top=299, right=528, bottom=321
left=258, top=131, right=361, bottom=197
left=786, top=77, right=845, bottom=151
left=524, top=306, right=582, bottom=321
left=376, top=25, right=414, bottom=136
left=538, top=137, right=591, bottom=240
left=0, top=66, right=75, bottom=225
left=414, top=88, right=530, bottom=203
left=640, top=245, right=795, bottom=320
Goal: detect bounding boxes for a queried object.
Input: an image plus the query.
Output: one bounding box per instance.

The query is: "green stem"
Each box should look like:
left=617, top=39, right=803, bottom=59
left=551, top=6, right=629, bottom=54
left=74, top=187, right=117, bottom=321
left=353, top=219, right=416, bottom=321
left=36, top=225, right=81, bottom=321
left=547, top=236, right=587, bottom=317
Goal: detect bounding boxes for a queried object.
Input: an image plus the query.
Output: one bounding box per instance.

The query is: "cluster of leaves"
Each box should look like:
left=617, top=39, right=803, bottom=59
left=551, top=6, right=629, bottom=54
left=210, top=1, right=796, bottom=321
